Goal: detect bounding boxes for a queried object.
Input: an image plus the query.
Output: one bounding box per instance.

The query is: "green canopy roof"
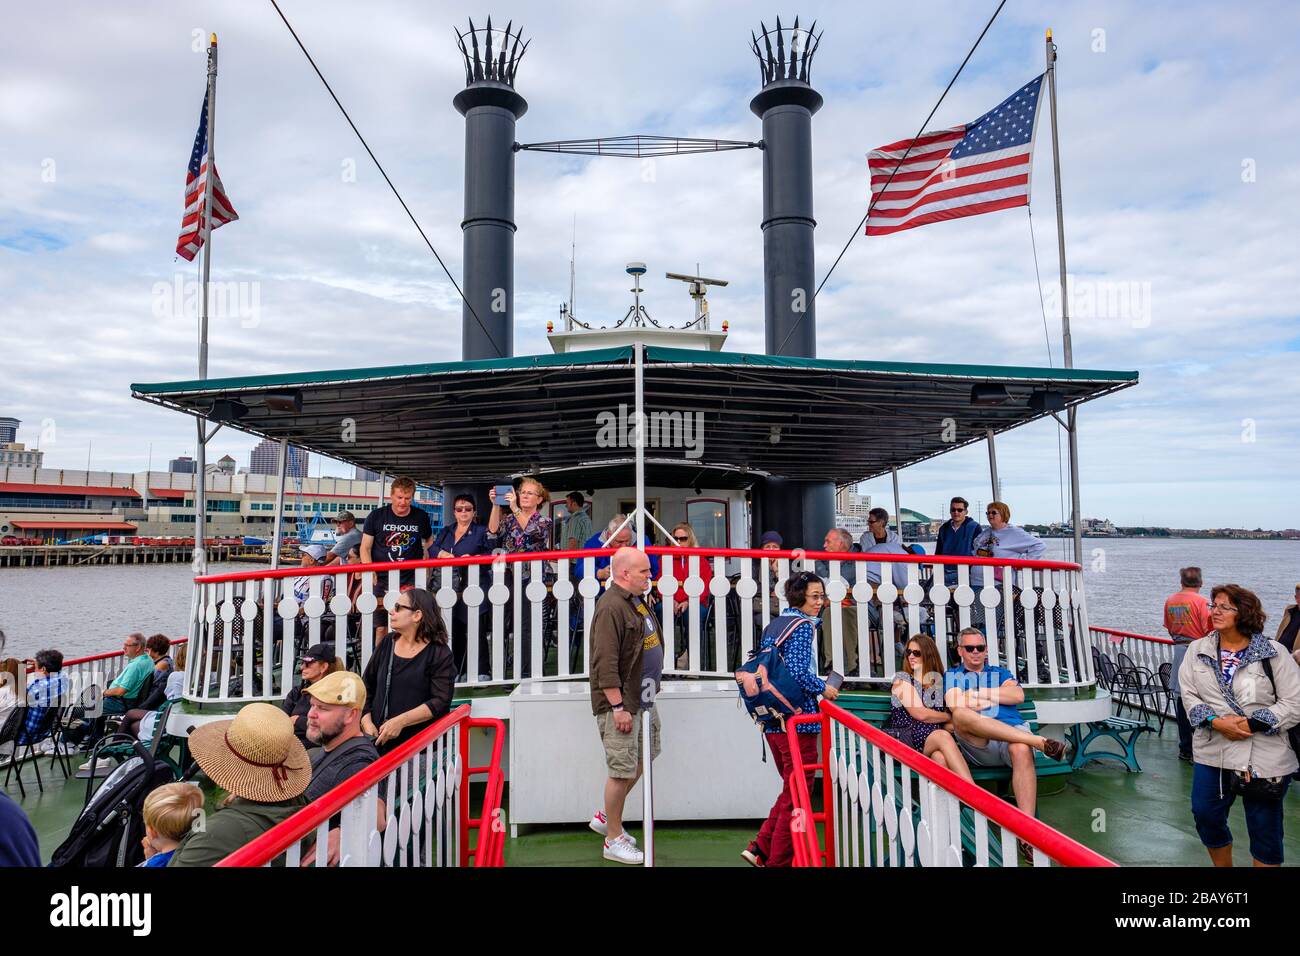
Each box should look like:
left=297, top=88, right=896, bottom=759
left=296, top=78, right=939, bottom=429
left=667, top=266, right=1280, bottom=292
left=131, top=346, right=1137, bottom=486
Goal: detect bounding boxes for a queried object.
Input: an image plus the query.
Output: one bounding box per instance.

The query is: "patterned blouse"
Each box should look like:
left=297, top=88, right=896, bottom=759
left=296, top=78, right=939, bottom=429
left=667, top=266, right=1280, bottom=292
left=493, top=510, right=553, bottom=554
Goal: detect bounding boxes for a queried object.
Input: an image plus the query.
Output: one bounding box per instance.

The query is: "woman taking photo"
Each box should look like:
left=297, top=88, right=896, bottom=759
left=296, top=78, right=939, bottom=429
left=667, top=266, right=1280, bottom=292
left=1180, top=583, right=1300, bottom=867
left=886, top=634, right=973, bottom=782
left=434, top=494, right=492, bottom=681
left=487, top=477, right=553, bottom=679
left=742, top=571, right=839, bottom=868
left=362, top=588, right=456, bottom=756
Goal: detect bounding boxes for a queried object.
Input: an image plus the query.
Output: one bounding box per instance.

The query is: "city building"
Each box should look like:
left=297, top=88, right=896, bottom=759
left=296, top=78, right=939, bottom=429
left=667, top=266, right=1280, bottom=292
left=249, top=439, right=310, bottom=478
left=835, top=486, right=872, bottom=518
left=0, top=418, right=19, bottom=445
left=205, top=454, right=237, bottom=476
left=0, top=442, right=43, bottom=468
left=355, top=466, right=381, bottom=481
left=168, top=455, right=196, bottom=473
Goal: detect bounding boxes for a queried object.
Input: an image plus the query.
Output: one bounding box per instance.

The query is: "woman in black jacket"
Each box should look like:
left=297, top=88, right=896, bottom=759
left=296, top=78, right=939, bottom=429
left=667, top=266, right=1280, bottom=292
left=362, top=588, right=455, bottom=756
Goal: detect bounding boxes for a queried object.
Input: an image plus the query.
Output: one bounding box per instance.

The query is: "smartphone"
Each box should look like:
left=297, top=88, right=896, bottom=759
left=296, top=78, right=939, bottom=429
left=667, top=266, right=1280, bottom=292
left=825, top=671, right=844, bottom=691
left=494, top=483, right=514, bottom=503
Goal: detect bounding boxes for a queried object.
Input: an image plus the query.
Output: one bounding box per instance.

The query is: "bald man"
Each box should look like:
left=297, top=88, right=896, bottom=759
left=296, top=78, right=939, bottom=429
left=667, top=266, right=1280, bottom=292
left=587, top=546, right=662, bottom=864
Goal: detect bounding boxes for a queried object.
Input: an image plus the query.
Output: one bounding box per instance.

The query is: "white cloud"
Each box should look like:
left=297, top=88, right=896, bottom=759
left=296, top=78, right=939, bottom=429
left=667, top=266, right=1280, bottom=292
left=2, top=0, right=1297, bottom=526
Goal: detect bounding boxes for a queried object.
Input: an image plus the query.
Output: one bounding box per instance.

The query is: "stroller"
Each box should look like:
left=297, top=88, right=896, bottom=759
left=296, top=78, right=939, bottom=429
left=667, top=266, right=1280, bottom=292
left=47, top=741, right=176, bottom=868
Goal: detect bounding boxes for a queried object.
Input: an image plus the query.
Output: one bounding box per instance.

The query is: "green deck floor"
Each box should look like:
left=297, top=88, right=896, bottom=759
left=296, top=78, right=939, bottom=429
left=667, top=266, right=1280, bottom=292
left=9, top=717, right=1300, bottom=866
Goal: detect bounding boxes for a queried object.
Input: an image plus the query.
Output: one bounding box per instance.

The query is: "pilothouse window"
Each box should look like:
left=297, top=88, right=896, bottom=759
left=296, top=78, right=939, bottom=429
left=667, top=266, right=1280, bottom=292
left=686, top=498, right=729, bottom=548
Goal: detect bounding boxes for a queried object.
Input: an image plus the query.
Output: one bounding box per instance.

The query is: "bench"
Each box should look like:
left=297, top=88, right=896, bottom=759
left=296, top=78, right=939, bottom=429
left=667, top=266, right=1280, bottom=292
left=834, top=692, right=1074, bottom=788
left=1065, top=715, right=1151, bottom=773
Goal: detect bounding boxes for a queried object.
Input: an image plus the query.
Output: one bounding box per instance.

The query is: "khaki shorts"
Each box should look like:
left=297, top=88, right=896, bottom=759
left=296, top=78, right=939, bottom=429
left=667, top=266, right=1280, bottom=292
left=596, top=708, right=661, bottom=779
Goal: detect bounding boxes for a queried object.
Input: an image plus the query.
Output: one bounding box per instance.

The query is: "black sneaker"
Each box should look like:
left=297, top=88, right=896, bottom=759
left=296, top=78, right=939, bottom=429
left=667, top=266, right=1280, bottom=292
left=1178, top=751, right=1193, bottom=763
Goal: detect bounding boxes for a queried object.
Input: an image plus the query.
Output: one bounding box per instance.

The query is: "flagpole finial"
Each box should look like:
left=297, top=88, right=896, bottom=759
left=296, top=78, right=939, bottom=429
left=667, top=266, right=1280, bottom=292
left=210, top=32, right=217, bottom=45
left=1045, top=28, right=1052, bottom=40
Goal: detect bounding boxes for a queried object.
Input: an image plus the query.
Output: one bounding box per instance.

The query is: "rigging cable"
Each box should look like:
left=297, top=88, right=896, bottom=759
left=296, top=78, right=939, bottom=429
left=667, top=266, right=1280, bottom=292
left=775, top=0, right=1008, bottom=357
left=268, top=0, right=504, bottom=358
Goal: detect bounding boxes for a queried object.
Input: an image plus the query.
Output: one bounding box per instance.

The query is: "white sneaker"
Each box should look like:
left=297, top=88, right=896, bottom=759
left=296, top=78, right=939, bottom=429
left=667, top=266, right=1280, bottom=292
left=603, top=833, right=644, bottom=865
left=588, top=810, right=636, bottom=845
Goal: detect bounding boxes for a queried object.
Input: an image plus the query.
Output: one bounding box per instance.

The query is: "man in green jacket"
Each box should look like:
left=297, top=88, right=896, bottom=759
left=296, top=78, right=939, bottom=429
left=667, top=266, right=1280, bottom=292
left=169, top=703, right=311, bottom=867
left=587, top=546, right=662, bottom=865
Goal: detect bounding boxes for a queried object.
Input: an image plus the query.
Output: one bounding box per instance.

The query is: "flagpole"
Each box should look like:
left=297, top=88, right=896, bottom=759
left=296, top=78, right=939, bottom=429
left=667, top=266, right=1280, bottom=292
left=1045, top=28, right=1084, bottom=567
left=194, top=32, right=218, bottom=576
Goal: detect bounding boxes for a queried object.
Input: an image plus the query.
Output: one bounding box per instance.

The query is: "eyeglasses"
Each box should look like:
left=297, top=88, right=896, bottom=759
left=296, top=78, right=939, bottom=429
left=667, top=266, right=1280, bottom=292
left=985, top=512, right=998, bottom=517
left=960, top=644, right=987, bottom=652
left=453, top=505, right=474, bottom=513
left=905, top=649, right=923, bottom=658
left=1209, top=604, right=1237, bottom=613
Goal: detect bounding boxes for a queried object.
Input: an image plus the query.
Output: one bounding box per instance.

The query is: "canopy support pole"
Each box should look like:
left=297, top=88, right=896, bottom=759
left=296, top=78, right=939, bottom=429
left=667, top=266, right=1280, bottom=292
left=986, top=429, right=1001, bottom=502
left=891, top=467, right=902, bottom=540
left=269, top=438, right=289, bottom=571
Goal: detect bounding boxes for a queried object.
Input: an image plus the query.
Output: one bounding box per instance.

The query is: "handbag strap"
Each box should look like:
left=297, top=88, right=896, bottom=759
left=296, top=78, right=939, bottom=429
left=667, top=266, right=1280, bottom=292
left=380, top=635, right=396, bottom=724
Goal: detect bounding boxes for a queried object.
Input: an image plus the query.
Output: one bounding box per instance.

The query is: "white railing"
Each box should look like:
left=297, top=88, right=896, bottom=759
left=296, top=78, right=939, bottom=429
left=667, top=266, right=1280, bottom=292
left=790, top=703, right=1115, bottom=868
left=186, top=547, right=1092, bottom=704
left=1088, top=625, right=1177, bottom=717
left=23, top=644, right=183, bottom=711
left=216, top=705, right=506, bottom=868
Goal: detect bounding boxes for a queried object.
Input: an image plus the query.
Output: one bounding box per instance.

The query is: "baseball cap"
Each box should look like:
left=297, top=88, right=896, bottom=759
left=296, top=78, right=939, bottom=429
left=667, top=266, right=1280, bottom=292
left=300, top=544, right=328, bottom=561
left=302, top=642, right=336, bottom=664
left=333, top=510, right=356, bottom=523
left=303, top=670, right=366, bottom=710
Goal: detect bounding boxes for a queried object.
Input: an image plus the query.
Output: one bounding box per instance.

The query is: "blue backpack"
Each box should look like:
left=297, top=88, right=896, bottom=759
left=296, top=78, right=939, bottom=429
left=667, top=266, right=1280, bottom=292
left=735, top=614, right=814, bottom=731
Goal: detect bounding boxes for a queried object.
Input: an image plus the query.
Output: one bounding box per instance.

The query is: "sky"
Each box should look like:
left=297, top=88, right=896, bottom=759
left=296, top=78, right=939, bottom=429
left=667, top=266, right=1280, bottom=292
left=1, top=1, right=1297, bottom=529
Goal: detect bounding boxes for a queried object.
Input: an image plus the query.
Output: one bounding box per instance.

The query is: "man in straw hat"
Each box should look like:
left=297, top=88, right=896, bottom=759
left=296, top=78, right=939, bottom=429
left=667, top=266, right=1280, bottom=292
left=168, top=703, right=311, bottom=867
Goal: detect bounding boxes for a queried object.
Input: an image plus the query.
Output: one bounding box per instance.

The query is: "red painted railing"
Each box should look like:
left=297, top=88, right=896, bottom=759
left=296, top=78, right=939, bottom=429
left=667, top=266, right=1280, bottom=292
left=787, top=700, right=1115, bottom=868
left=1090, top=625, right=1174, bottom=645
left=216, top=704, right=507, bottom=868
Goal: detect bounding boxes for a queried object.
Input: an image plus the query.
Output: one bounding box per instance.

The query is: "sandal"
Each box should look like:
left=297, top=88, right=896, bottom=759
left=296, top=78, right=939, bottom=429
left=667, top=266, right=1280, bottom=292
left=1041, top=738, right=1067, bottom=761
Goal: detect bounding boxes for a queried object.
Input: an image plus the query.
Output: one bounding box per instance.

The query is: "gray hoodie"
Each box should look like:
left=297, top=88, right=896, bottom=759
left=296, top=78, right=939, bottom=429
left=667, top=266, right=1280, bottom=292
left=1178, top=632, right=1300, bottom=778
left=856, top=528, right=911, bottom=590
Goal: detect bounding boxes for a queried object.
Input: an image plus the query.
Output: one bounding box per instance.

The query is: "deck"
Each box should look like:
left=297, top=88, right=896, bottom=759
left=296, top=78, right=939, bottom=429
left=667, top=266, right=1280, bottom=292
left=10, top=715, right=1300, bottom=867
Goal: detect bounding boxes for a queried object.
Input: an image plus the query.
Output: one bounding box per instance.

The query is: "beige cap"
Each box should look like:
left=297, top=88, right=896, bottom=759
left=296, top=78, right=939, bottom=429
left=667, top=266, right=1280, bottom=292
left=303, top=670, right=366, bottom=710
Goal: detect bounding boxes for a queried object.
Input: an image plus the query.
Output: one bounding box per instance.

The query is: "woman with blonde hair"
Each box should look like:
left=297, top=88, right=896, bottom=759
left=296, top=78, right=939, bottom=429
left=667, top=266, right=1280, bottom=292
left=668, top=522, right=714, bottom=667
left=886, top=634, right=973, bottom=781
left=487, top=476, right=554, bottom=678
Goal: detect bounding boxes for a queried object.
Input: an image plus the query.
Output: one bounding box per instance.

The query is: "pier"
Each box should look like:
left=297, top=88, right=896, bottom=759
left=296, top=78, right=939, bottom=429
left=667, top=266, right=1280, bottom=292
left=0, top=543, right=266, bottom=568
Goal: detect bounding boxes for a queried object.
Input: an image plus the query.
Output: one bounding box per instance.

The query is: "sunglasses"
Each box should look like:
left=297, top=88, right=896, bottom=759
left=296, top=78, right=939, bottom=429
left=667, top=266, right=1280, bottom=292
left=950, top=507, right=966, bottom=513
left=453, top=506, right=474, bottom=513
left=392, top=602, right=413, bottom=613
left=960, top=644, right=987, bottom=652
left=905, top=649, right=923, bottom=658
left=673, top=535, right=689, bottom=542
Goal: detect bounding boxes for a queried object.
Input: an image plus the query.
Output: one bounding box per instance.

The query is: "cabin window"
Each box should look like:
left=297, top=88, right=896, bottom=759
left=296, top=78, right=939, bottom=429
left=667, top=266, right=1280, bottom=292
left=686, top=498, right=729, bottom=548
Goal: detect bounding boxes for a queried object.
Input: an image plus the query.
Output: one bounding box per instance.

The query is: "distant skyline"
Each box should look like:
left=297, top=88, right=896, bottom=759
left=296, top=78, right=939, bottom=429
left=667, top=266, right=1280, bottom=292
left=3, top=1, right=1297, bottom=527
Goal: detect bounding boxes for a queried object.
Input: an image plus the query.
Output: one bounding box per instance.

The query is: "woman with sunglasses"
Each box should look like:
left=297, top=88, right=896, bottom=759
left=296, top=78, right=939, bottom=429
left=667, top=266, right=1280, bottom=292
left=1179, top=583, right=1300, bottom=867
left=361, top=588, right=456, bottom=756
left=742, top=571, right=839, bottom=868
left=886, top=634, right=974, bottom=782
left=434, top=494, right=492, bottom=680
left=487, top=477, right=554, bottom=679
left=668, top=523, right=714, bottom=665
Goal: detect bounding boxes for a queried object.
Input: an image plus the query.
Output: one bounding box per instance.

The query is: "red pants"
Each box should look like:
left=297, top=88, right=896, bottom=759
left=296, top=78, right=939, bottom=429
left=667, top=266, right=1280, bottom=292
left=755, top=731, right=819, bottom=867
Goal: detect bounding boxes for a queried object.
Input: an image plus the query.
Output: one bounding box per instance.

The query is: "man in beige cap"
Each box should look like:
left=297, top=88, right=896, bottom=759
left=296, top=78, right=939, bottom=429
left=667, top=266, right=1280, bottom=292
left=303, top=670, right=379, bottom=802
left=169, top=703, right=311, bottom=867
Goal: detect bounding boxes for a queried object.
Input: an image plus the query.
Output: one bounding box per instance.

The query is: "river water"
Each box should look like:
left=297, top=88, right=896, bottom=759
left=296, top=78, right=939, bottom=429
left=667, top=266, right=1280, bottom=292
left=0, top=539, right=1295, bottom=660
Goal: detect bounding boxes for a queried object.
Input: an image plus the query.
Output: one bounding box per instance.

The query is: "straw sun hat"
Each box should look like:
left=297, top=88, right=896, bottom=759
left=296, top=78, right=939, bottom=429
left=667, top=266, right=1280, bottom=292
left=189, top=702, right=311, bottom=802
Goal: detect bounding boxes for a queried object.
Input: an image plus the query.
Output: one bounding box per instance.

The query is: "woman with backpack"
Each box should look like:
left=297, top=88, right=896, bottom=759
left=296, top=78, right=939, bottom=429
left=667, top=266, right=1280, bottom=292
left=741, top=571, right=839, bottom=867
left=1179, top=583, right=1300, bottom=867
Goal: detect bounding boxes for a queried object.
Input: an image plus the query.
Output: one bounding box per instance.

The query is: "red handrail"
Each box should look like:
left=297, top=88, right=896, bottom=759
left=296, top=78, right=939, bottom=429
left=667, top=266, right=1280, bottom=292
left=217, top=704, right=473, bottom=867
left=788, top=701, right=1115, bottom=867
left=1090, top=625, right=1175, bottom=646
left=24, top=639, right=189, bottom=674
left=460, top=715, right=507, bottom=868
left=194, top=545, right=1080, bottom=585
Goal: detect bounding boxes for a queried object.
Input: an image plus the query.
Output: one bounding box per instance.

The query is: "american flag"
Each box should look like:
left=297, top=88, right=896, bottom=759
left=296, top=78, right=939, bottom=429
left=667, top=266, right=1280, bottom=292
left=866, top=75, right=1045, bottom=236
left=176, top=91, right=238, bottom=261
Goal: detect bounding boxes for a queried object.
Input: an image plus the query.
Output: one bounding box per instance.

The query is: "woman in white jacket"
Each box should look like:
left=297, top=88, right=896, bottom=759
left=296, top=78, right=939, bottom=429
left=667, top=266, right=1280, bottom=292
left=1179, top=584, right=1300, bottom=867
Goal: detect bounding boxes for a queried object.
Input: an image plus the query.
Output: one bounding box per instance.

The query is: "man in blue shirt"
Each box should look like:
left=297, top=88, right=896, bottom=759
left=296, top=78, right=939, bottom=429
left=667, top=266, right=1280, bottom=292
left=935, top=496, right=981, bottom=587
left=101, top=633, right=154, bottom=714
left=944, top=627, right=1066, bottom=820
left=581, top=518, right=660, bottom=582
